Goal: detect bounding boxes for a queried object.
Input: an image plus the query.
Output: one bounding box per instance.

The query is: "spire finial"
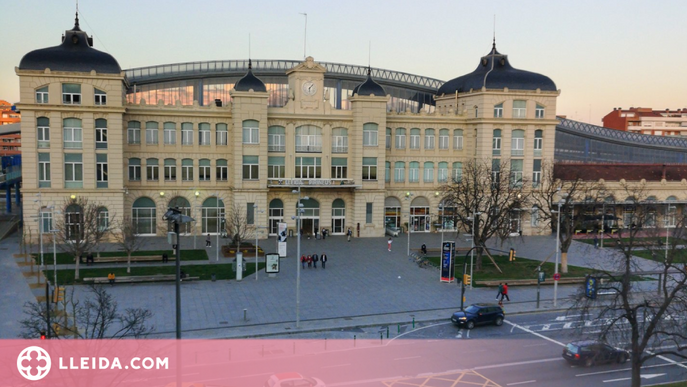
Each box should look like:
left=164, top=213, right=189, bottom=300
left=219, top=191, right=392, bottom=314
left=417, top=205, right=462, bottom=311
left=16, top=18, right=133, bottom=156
left=248, top=58, right=252, bottom=70
left=367, top=66, right=371, bottom=76
left=73, top=0, right=81, bottom=30
left=492, top=14, right=496, bottom=50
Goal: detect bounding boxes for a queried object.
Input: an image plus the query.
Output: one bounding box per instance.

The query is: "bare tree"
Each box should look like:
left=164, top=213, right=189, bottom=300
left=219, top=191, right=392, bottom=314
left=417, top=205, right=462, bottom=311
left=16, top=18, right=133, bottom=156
left=225, top=202, right=255, bottom=248
left=53, top=197, right=104, bottom=280
left=114, top=215, right=145, bottom=274
left=570, top=183, right=687, bottom=387
left=442, top=158, right=530, bottom=270
left=530, top=161, right=605, bottom=273
left=19, top=284, right=154, bottom=339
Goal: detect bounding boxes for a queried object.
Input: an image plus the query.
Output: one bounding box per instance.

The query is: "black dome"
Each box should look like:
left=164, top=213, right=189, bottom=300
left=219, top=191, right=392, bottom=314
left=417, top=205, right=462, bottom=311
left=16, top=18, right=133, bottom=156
left=234, top=60, right=267, bottom=92
left=437, top=42, right=556, bottom=95
left=352, top=68, right=386, bottom=97
left=19, top=14, right=121, bottom=74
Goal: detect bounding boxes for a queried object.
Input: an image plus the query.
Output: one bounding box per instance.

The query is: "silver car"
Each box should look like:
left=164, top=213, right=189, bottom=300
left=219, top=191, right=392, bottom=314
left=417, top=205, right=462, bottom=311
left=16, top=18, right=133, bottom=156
left=386, top=226, right=400, bottom=237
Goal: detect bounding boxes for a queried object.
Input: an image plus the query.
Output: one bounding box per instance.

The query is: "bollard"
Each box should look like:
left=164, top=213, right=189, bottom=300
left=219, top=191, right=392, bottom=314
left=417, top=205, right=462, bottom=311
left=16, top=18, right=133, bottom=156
left=412, top=317, right=415, bottom=329
left=354, top=335, right=356, bottom=347
left=386, top=326, right=389, bottom=338
left=398, top=324, right=400, bottom=333
left=243, top=308, right=247, bottom=321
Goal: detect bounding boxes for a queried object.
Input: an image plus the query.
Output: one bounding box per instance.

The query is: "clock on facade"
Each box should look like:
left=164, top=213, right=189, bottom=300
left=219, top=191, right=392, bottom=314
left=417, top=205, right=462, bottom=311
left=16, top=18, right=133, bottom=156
left=302, top=81, right=316, bottom=96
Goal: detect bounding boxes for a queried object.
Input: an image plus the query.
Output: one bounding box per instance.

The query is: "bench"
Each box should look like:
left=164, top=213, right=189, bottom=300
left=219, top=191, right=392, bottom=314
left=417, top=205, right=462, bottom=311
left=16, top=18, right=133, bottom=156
left=90, top=255, right=174, bottom=264
left=414, top=247, right=471, bottom=255
left=476, top=277, right=587, bottom=287
left=83, top=275, right=198, bottom=284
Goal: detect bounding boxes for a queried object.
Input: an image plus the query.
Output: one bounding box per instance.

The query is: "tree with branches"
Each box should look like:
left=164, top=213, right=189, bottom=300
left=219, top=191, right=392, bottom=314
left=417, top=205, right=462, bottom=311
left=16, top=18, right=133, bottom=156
left=114, top=215, right=145, bottom=274
left=530, top=161, right=605, bottom=273
left=225, top=202, right=255, bottom=248
left=19, top=284, right=154, bottom=339
left=570, top=182, right=687, bottom=387
left=441, top=158, right=530, bottom=270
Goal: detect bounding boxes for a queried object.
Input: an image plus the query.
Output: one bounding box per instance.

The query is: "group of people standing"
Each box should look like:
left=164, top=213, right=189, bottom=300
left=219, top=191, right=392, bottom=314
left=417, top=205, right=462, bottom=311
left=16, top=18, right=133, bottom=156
left=301, top=253, right=329, bottom=269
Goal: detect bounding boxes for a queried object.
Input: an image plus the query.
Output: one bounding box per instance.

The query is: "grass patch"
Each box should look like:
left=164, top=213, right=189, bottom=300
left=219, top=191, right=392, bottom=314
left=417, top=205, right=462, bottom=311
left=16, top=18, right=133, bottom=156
left=654, top=382, right=687, bottom=387
left=45, top=262, right=265, bottom=285
left=36, top=249, right=208, bottom=265
left=578, top=237, right=678, bottom=246
left=631, top=249, right=687, bottom=263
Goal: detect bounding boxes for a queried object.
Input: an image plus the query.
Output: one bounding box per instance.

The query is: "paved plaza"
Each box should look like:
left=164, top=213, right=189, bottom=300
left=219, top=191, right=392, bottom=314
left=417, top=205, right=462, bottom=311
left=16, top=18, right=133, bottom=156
left=0, top=230, right=662, bottom=339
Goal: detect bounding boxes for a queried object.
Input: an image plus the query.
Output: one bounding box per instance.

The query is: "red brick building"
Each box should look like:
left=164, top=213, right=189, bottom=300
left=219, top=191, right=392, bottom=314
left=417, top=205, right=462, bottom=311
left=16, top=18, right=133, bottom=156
left=0, top=101, right=21, bottom=156
left=602, top=107, right=687, bottom=136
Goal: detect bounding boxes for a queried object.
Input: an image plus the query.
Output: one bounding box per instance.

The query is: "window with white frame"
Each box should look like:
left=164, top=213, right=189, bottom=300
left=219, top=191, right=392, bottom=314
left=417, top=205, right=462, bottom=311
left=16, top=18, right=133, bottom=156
left=532, top=159, right=541, bottom=188
left=438, top=162, right=448, bottom=183
left=362, top=157, right=377, bottom=180
left=146, top=158, right=159, bottom=181
left=331, top=157, right=347, bottom=179
left=535, top=104, right=545, bottom=119
left=62, top=83, right=81, bottom=105
left=65, top=204, right=82, bottom=241
left=242, top=120, right=259, bottom=144
left=182, top=159, right=194, bottom=181
left=492, top=129, right=501, bottom=156
left=385, top=161, right=391, bottom=182
left=363, top=123, right=378, bottom=146
left=128, top=158, right=141, bottom=181
left=268, top=156, right=285, bottom=178
left=216, top=123, right=228, bottom=146
left=425, top=129, right=435, bottom=150
left=94, top=88, right=107, bottom=105
left=95, top=119, right=107, bottom=149
left=97, top=207, right=109, bottom=232
left=511, top=129, right=525, bottom=156
left=216, top=159, right=228, bottom=181
left=40, top=211, right=52, bottom=233
left=199, top=123, right=211, bottom=146
left=164, top=122, right=176, bottom=145
left=423, top=162, right=434, bottom=183
left=494, top=103, right=503, bottom=118
left=132, top=198, right=156, bottom=235
left=295, top=157, right=321, bottom=179
left=63, top=118, right=82, bottom=149
left=531, top=207, right=540, bottom=227
left=164, top=159, right=176, bottom=181
left=37, top=117, right=50, bottom=149
left=332, top=127, right=348, bottom=153
left=36, top=86, right=48, bottom=104
left=38, top=153, right=50, bottom=188
left=438, top=129, right=448, bottom=149
left=394, top=161, right=405, bottom=183
left=295, top=125, right=322, bottom=152
left=145, top=121, right=159, bottom=145
left=64, top=153, right=83, bottom=188
left=453, top=129, right=463, bottom=150
left=128, top=121, right=141, bottom=145
left=96, top=154, right=108, bottom=188
left=243, top=156, right=259, bottom=179
left=534, top=129, right=543, bottom=157
left=665, top=198, right=677, bottom=227
left=492, top=160, right=501, bottom=182
left=409, top=161, right=420, bottom=182
left=452, top=162, right=463, bottom=183
left=409, top=128, right=420, bottom=149
left=513, top=100, right=526, bottom=118
left=268, top=126, right=285, bottom=152
left=510, top=159, right=523, bottom=187
left=181, top=122, right=193, bottom=145
left=199, top=159, right=211, bottom=181
left=385, top=128, right=391, bottom=149
left=395, top=128, right=406, bottom=149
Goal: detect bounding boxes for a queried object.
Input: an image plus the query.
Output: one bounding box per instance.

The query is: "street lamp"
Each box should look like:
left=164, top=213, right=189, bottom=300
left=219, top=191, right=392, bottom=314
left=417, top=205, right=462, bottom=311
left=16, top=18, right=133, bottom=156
left=405, top=192, right=413, bottom=256
left=292, top=187, right=309, bottom=328
left=162, top=207, right=195, bottom=339
left=212, top=193, right=227, bottom=262
left=467, top=211, right=482, bottom=289
left=190, top=189, right=200, bottom=249
left=253, top=204, right=266, bottom=281
left=553, top=190, right=568, bottom=307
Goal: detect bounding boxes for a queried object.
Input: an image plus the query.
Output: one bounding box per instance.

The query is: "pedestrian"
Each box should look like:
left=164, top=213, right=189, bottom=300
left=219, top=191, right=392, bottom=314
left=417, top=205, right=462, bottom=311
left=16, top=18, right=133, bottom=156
left=496, top=282, right=503, bottom=300
left=307, top=255, right=312, bottom=268
left=301, top=255, right=306, bottom=269
left=162, top=252, right=169, bottom=263
left=347, top=228, right=352, bottom=242
left=321, top=252, right=327, bottom=269
left=206, top=234, right=211, bottom=247
left=108, top=272, right=115, bottom=286
left=593, top=234, right=599, bottom=249
left=388, top=238, right=393, bottom=252
left=500, top=282, right=510, bottom=302
left=322, top=227, right=326, bottom=240
left=87, top=252, right=94, bottom=266
left=312, top=253, right=319, bottom=268
left=421, top=243, right=427, bottom=255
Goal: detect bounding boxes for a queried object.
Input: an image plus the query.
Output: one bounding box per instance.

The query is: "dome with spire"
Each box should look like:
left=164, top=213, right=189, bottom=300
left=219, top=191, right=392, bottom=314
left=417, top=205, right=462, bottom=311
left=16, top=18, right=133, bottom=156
left=352, top=68, right=386, bottom=97
left=233, top=60, right=267, bottom=92
left=437, top=42, right=556, bottom=95
left=19, top=12, right=121, bottom=74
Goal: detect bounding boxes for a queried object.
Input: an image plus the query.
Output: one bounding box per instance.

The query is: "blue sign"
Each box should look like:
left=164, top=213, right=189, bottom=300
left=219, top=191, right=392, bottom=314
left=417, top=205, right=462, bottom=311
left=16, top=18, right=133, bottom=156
left=585, top=275, right=598, bottom=299
left=441, top=241, right=454, bottom=282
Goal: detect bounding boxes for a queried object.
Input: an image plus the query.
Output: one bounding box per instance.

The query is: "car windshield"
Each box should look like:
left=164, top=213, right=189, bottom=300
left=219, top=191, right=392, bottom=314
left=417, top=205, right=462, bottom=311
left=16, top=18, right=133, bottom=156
left=465, top=306, right=480, bottom=313
left=566, top=343, right=579, bottom=354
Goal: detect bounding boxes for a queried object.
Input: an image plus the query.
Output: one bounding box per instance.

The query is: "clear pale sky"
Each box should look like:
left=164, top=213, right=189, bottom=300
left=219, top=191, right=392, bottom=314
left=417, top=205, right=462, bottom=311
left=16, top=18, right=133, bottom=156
left=1, top=0, right=685, bottom=125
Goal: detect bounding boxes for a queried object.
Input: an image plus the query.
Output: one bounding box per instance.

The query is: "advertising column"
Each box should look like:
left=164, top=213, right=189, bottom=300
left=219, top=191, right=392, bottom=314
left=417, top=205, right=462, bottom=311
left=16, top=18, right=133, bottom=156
left=278, top=222, right=287, bottom=257
left=440, top=241, right=455, bottom=282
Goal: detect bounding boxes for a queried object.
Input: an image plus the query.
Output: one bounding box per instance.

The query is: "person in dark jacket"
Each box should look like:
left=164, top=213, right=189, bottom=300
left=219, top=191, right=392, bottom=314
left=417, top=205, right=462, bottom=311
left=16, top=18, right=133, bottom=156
left=320, top=252, right=328, bottom=269
left=312, top=253, right=319, bottom=268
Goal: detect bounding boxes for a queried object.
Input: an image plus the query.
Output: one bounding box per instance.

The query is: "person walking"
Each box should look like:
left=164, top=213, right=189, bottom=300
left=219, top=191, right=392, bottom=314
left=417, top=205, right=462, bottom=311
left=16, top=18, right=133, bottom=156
left=301, top=255, right=306, bottom=269
left=312, top=253, right=319, bottom=268
left=307, top=255, right=312, bottom=268
left=206, top=234, right=211, bottom=247
left=388, top=238, right=393, bottom=252
left=321, top=252, right=327, bottom=269
left=593, top=234, right=599, bottom=249
left=500, top=283, right=510, bottom=302
left=347, top=228, right=352, bottom=242
left=322, top=228, right=326, bottom=240
left=496, top=282, right=503, bottom=300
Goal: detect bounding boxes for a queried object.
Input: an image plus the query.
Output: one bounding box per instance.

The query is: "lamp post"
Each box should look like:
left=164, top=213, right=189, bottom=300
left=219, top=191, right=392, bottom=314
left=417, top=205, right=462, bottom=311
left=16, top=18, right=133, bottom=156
left=253, top=204, right=265, bottom=281
left=468, top=211, right=481, bottom=290
left=553, top=191, right=568, bottom=307
left=292, top=187, right=309, bottom=328
left=191, top=189, right=200, bottom=250
left=35, top=193, right=44, bottom=280
left=405, top=192, right=413, bottom=256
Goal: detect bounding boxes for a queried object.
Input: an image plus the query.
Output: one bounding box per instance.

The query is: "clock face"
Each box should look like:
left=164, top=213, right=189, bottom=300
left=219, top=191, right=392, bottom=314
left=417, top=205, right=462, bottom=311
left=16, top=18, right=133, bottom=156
left=302, top=81, right=316, bottom=96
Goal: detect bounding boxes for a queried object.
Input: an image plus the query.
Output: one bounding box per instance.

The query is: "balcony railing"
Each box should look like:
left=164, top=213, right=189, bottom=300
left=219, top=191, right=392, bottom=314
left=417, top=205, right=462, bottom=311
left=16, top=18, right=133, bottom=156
left=268, top=145, right=285, bottom=152
left=295, top=145, right=322, bottom=153
left=331, top=146, right=348, bottom=153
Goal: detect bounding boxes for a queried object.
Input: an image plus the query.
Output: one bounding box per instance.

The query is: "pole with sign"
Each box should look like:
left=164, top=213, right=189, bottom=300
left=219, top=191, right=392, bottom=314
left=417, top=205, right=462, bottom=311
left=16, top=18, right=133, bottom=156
left=440, top=241, right=455, bottom=282
left=536, top=267, right=546, bottom=309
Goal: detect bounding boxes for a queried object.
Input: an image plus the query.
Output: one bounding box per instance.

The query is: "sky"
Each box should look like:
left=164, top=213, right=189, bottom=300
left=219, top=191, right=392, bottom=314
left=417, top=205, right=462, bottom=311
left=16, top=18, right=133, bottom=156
left=1, top=0, right=686, bottom=126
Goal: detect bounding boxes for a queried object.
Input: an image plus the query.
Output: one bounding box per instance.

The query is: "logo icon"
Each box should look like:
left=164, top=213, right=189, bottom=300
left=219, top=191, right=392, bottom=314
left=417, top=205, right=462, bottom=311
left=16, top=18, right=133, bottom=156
left=17, top=346, right=51, bottom=381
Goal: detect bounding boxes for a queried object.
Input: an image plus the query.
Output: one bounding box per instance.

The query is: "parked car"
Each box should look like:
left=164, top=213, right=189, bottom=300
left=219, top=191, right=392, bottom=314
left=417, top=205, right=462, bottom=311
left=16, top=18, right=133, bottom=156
left=264, top=373, right=325, bottom=387
left=451, top=303, right=504, bottom=329
left=562, top=340, right=629, bottom=367
left=385, top=226, right=401, bottom=237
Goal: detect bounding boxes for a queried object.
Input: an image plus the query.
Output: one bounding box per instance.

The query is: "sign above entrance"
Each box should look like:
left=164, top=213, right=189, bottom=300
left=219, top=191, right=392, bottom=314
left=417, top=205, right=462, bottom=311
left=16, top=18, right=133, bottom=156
left=268, top=179, right=360, bottom=188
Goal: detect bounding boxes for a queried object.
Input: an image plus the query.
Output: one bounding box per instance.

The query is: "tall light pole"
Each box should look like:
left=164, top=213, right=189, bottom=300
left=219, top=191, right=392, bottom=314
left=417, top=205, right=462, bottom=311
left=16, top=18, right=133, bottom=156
left=212, top=193, right=226, bottom=262
left=469, top=211, right=481, bottom=289
left=163, top=207, right=194, bottom=339
left=405, top=192, right=413, bottom=256
left=553, top=194, right=565, bottom=307
left=253, top=204, right=265, bottom=281
left=34, top=193, right=44, bottom=283
left=293, top=187, right=309, bottom=328
left=601, top=199, right=606, bottom=249
left=191, top=189, right=200, bottom=249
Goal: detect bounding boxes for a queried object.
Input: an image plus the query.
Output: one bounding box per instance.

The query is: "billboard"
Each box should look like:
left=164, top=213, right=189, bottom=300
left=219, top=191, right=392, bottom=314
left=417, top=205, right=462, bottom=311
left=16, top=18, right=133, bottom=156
left=278, top=222, right=287, bottom=257
left=440, top=241, right=455, bottom=282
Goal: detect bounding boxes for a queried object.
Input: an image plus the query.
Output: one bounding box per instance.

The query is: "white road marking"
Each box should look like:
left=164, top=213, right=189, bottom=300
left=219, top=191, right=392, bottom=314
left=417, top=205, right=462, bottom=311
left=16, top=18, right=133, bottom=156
left=387, top=321, right=452, bottom=344
left=603, top=373, right=665, bottom=383
left=542, top=324, right=551, bottom=331
left=507, top=380, right=536, bottom=386
left=505, top=320, right=566, bottom=347
left=647, top=349, right=687, bottom=370
left=475, top=357, right=564, bottom=370
left=321, top=363, right=351, bottom=369
left=563, top=322, right=573, bottom=329
left=394, top=356, right=422, bottom=361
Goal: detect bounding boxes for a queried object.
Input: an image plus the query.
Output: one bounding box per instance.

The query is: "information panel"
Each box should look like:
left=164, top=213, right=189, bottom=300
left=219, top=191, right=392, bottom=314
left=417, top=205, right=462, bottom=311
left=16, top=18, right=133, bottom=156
left=266, top=253, right=280, bottom=274
left=278, top=222, right=287, bottom=257
left=440, top=241, right=455, bottom=282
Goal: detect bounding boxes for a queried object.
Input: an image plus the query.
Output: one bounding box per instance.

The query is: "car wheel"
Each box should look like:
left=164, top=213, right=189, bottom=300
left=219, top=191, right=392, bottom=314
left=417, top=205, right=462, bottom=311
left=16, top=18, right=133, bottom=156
left=585, top=358, right=594, bottom=367
left=618, top=353, right=628, bottom=364
left=494, top=316, right=504, bottom=326
left=466, top=320, right=475, bottom=330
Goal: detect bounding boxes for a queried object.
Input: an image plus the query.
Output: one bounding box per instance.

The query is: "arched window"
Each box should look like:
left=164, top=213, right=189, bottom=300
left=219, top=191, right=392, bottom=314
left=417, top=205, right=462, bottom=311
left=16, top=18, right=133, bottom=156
left=199, top=159, right=211, bottom=181
left=128, top=158, right=141, bottom=181
left=146, top=121, right=159, bottom=145
left=409, top=161, right=420, bottom=182
left=438, top=162, right=449, bottom=183
left=438, top=129, right=449, bottom=149
left=394, top=161, right=405, bottom=183
left=182, top=159, right=193, bottom=181
left=216, top=123, right=228, bottom=146
left=243, top=120, right=259, bottom=144
left=452, top=129, right=463, bottom=150
left=423, top=162, right=434, bottom=183
left=535, top=104, right=545, bottom=119
left=146, top=158, right=159, bottom=181
left=424, top=129, right=435, bottom=150
left=395, top=128, right=406, bottom=149
left=216, top=159, right=228, bottom=181
left=295, top=125, right=322, bottom=152
left=534, top=129, right=543, bottom=157
left=332, top=127, right=348, bottom=153
left=132, top=197, right=156, bottom=235
left=202, top=197, right=225, bottom=234
left=511, top=129, right=525, bottom=156
left=268, top=125, right=285, bottom=152
left=128, top=121, right=141, bottom=145
left=494, top=103, right=503, bottom=118
left=164, top=158, right=176, bottom=181
left=385, top=161, right=391, bottom=182
left=452, top=162, right=463, bottom=183
left=199, top=123, right=211, bottom=146
left=168, top=196, right=192, bottom=234
left=269, top=199, right=284, bottom=235
left=331, top=199, right=346, bottom=234
left=493, top=129, right=501, bottom=156
left=181, top=122, right=193, bottom=145
left=363, top=123, right=378, bottom=146
left=409, top=128, right=421, bottom=149
left=65, top=203, right=82, bottom=241
left=164, top=122, right=176, bottom=145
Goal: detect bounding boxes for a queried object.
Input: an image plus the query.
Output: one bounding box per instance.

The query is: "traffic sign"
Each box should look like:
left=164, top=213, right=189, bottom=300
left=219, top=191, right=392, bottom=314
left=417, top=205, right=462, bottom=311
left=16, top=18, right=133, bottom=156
left=553, top=273, right=561, bottom=281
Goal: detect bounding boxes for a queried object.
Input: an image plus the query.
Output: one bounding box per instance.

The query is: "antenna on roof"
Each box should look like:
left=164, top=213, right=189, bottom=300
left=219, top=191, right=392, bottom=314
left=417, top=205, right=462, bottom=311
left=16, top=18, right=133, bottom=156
left=249, top=33, right=251, bottom=60
left=299, top=12, right=307, bottom=59
left=74, top=0, right=80, bottom=29
left=368, top=41, right=371, bottom=68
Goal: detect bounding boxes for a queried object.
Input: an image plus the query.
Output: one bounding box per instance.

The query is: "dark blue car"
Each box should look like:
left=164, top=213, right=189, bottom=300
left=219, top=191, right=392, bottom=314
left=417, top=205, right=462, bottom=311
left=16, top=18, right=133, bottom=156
left=451, top=303, right=505, bottom=329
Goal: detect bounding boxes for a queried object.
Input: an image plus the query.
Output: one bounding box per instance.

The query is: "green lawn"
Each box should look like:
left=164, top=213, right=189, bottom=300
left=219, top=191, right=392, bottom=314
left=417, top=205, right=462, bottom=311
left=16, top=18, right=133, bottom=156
left=578, top=237, right=678, bottom=246
left=45, top=262, right=265, bottom=285
left=35, top=249, right=209, bottom=265
left=656, top=382, right=687, bottom=387
left=632, top=249, right=687, bottom=263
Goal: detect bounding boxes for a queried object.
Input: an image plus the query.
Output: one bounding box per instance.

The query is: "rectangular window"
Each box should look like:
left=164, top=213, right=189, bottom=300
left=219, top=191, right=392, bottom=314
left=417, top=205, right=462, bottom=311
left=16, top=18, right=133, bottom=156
left=535, top=104, right=545, bottom=119
left=146, top=122, right=159, bottom=145
left=36, top=86, right=48, bottom=104
left=128, top=122, right=141, bottom=145
left=63, top=118, right=82, bottom=149
left=295, top=126, right=322, bottom=152
left=366, top=203, right=373, bottom=224
left=146, top=159, right=159, bottom=181
left=216, top=123, right=228, bottom=146
left=38, top=153, right=50, bottom=188
left=243, top=122, right=259, bottom=144
left=511, top=137, right=524, bottom=156
left=394, top=163, right=405, bottom=183
left=96, top=153, right=108, bottom=188
left=532, top=159, right=542, bottom=188
left=64, top=153, right=83, bottom=188
left=181, top=122, right=193, bottom=145
left=453, top=133, right=463, bottom=150
left=182, top=159, right=194, bottom=181
left=363, top=123, right=378, bottom=146
left=268, top=130, right=285, bottom=152
left=425, top=133, right=435, bottom=149
left=492, top=137, right=501, bottom=156
left=128, top=159, right=141, bottom=181
left=94, top=88, right=107, bottom=105
left=62, top=83, right=81, bottom=105
left=513, top=100, right=526, bottom=118
left=164, top=122, right=176, bottom=145
left=216, top=159, right=228, bottom=181
left=165, top=159, right=177, bottom=181
left=331, top=157, right=347, bottom=179
left=409, top=132, right=420, bottom=149
left=199, top=123, right=211, bottom=146
left=268, top=156, right=285, bottom=178
left=199, top=160, right=211, bottom=181
left=243, top=156, right=259, bottom=180
left=511, top=159, right=523, bottom=187
left=95, top=119, right=107, bottom=149
left=295, top=157, right=322, bottom=179
left=362, top=157, right=377, bottom=180
left=385, top=128, right=391, bottom=149
left=494, top=103, right=503, bottom=118
left=534, top=137, right=543, bottom=157
left=332, top=131, right=349, bottom=153
left=247, top=203, right=255, bottom=225
left=37, top=117, right=50, bottom=149
left=40, top=211, right=52, bottom=233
